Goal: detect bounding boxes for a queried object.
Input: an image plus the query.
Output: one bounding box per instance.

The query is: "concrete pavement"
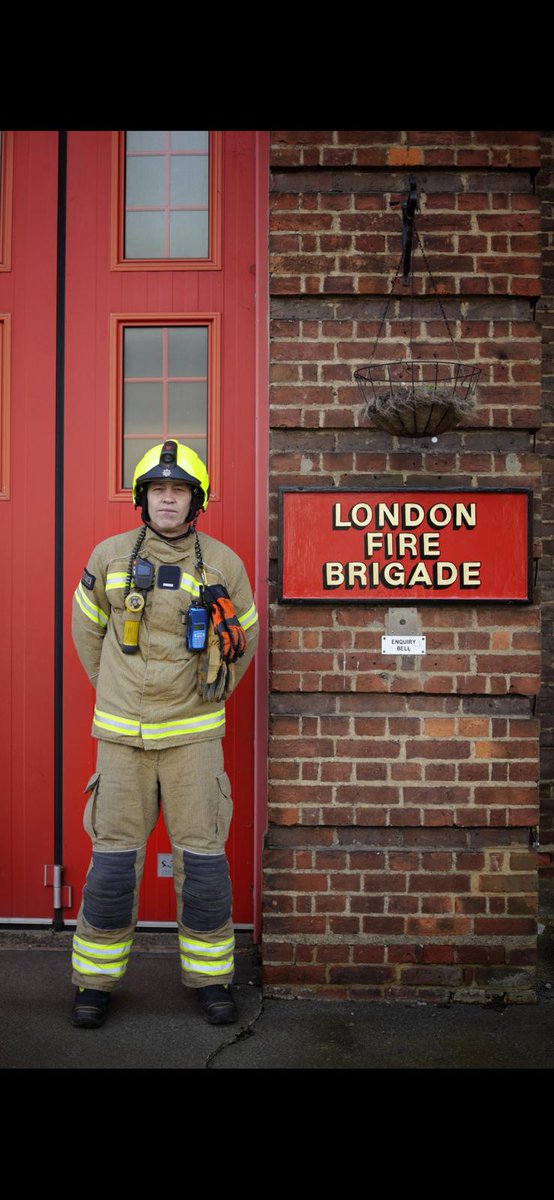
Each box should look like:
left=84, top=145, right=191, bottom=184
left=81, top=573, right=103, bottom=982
left=2, top=895, right=553, bottom=1069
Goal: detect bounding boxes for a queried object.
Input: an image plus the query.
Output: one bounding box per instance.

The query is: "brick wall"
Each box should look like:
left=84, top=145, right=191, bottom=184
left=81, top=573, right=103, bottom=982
left=264, top=131, right=543, bottom=1002
left=536, top=132, right=554, bottom=873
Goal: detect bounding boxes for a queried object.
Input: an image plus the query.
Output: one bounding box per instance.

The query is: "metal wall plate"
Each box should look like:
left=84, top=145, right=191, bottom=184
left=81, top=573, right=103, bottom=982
left=157, top=854, right=174, bottom=878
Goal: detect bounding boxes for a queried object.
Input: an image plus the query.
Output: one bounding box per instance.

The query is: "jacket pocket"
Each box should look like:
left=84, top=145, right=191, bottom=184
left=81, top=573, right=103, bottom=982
left=215, top=771, right=233, bottom=844
left=83, top=771, right=100, bottom=840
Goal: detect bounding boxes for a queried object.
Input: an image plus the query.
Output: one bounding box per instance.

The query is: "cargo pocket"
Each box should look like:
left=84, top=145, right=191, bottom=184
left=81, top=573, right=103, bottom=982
left=83, top=771, right=100, bottom=840
left=215, top=771, right=233, bottom=844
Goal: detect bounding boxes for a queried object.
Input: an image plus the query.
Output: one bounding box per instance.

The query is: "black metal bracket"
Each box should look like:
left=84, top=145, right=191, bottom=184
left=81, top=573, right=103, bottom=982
left=401, top=175, right=418, bottom=285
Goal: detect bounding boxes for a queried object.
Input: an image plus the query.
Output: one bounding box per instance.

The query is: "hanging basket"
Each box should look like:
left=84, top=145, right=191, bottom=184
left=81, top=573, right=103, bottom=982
left=354, top=359, right=480, bottom=437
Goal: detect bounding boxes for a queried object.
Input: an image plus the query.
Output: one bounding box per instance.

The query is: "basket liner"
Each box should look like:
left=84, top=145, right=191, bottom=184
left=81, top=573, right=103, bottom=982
left=369, top=383, right=475, bottom=436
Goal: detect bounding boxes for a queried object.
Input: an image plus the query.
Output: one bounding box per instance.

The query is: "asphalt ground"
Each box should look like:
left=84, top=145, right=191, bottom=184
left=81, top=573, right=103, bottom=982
left=2, top=886, right=553, bottom=1072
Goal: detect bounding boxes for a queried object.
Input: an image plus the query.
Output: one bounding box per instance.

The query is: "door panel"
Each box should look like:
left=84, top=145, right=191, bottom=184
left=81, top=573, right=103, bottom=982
left=1, top=130, right=259, bottom=925
left=0, top=132, right=58, bottom=917
left=63, top=130, right=258, bottom=925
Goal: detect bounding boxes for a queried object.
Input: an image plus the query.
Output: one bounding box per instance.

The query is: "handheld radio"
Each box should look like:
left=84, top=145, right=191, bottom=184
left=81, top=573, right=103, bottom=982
left=185, top=603, right=209, bottom=652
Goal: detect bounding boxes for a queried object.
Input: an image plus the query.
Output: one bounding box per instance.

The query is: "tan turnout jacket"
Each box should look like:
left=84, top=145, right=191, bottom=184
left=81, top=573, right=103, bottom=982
left=72, top=526, right=258, bottom=750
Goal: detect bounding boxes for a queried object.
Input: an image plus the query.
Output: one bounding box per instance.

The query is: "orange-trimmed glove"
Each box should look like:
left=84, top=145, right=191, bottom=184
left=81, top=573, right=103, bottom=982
left=201, top=584, right=246, bottom=663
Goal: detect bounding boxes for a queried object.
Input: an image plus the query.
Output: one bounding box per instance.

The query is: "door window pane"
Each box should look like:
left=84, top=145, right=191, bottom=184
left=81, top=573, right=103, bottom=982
left=122, top=325, right=208, bottom=488
left=168, top=382, right=207, bottom=431
left=169, top=211, right=208, bottom=259
left=168, top=326, right=207, bottom=377
left=170, top=155, right=208, bottom=207
left=0, top=317, right=9, bottom=498
left=125, top=327, right=164, bottom=377
left=124, top=130, right=210, bottom=260
left=124, top=384, right=163, bottom=434
left=125, top=212, right=165, bottom=259
left=127, top=130, right=167, bottom=152
left=126, top=156, right=166, bottom=207
left=170, top=131, right=208, bottom=152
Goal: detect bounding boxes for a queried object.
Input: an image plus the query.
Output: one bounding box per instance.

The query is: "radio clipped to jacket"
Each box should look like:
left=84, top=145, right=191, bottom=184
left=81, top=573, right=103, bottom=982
left=185, top=603, right=209, bottom=652
left=133, top=557, right=155, bottom=591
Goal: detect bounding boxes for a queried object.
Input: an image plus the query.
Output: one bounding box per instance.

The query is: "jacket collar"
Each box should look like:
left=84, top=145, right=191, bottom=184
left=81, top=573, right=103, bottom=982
left=143, top=526, right=195, bottom=565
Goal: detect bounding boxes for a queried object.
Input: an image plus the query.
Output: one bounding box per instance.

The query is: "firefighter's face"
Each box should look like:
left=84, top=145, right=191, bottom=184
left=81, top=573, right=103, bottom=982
left=147, top=480, right=193, bottom=537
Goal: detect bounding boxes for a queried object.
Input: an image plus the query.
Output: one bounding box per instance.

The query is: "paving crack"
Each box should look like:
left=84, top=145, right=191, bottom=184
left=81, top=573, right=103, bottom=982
left=205, top=989, right=264, bottom=1069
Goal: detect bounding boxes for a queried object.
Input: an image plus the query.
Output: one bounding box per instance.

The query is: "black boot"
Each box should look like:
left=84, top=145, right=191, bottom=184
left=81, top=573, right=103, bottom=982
left=196, top=984, right=237, bottom=1025
left=72, top=987, right=111, bottom=1029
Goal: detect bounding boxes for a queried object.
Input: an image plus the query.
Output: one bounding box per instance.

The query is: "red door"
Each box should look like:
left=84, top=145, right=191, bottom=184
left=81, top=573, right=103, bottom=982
left=0, top=132, right=58, bottom=922
left=0, top=130, right=264, bottom=928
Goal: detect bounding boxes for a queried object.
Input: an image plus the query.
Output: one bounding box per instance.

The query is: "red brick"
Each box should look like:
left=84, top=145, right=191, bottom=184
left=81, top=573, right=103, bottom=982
left=295, top=945, right=315, bottom=963
left=508, top=946, right=537, bottom=965
left=329, top=873, right=361, bottom=892
left=352, top=946, right=386, bottom=964
left=507, top=895, right=538, bottom=915
left=348, top=852, right=385, bottom=870
left=480, top=872, right=536, bottom=893
left=363, top=873, right=407, bottom=894
left=315, top=944, right=351, bottom=963
left=388, top=945, right=422, bottom=964
left=263, top=894, right=293, bottom=914
left=389, top=852, right=419, bottom=871
left=455, top=947, right=505, bottom=965
left=420, top=896, right=454, bottom=914
left=362, top=917, right=406, bottom=934
left=329, top=966, right=395, bottom=984
left=401, top=966, right=463, bottom=986
left=328, top=917, right=361, bottom=935
left=455, top=896, right=487, bottom=914
left=388, top=895, right=419, bottom=914
left=509, top=853, right=538, bottom=871
left=406, top=741, right=470, bottom=760
left=266, top=871, right=328, bottom=892
left=422, top=946, right=454, bottom=964
left=474, top=918, right=536, bottom=935
left=264, top=965, right=326, bottom=984
left=314, top=896, right=347, bottom=913
left=263, top=915, right=327, bottom=935
left=407, top=917, right=471, bottom=935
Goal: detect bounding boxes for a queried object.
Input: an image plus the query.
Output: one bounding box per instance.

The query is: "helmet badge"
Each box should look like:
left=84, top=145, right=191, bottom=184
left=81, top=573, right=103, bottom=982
left=162, top=469, right=171, bottom=477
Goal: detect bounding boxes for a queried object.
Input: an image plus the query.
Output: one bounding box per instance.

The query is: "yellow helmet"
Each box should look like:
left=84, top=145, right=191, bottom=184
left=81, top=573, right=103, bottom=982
left=133, top=440, right=210, bottom=524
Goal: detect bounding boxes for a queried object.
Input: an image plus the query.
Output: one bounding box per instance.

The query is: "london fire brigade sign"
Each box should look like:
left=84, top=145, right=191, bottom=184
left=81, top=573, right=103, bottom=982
left=278, top=489, right=532, bottom=604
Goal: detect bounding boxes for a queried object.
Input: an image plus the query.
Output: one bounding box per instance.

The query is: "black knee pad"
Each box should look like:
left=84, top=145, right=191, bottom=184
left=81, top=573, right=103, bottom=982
left=83, top=850, right=137, bottom=930
left=181, top=851, right=231, bottom=931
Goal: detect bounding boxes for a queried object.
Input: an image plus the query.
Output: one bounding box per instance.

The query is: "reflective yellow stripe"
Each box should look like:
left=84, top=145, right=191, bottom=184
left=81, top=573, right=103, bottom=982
left=106, top=572, right=128, bottom=591
left=178, top=935, right=234, bottom=957
left=72, top=954, right=128, bottom=978
left=72, top=933, right=132, bottom=979
left=141, top=709, right=225, bottom=740
left=74, top=583, right=109, bottom=628
left=238, top=602, right=258, bottom=631
left=180, top=572, right=201, bottom=599
left=73, top=936, right=132, bottom=959
left=93, top=708, right=140, bottom=736
left=180, top=956, right=234, bottom=976
left=93, top=707, right=225, bottom=741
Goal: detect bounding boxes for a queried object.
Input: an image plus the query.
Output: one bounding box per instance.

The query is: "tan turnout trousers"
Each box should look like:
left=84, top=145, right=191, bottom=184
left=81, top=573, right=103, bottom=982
left=72, top=738, right=235, bottom=992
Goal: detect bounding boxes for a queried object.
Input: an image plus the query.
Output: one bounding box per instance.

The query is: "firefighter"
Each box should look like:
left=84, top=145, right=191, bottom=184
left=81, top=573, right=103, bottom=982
left=70, top=440, right=258, bottom=1029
